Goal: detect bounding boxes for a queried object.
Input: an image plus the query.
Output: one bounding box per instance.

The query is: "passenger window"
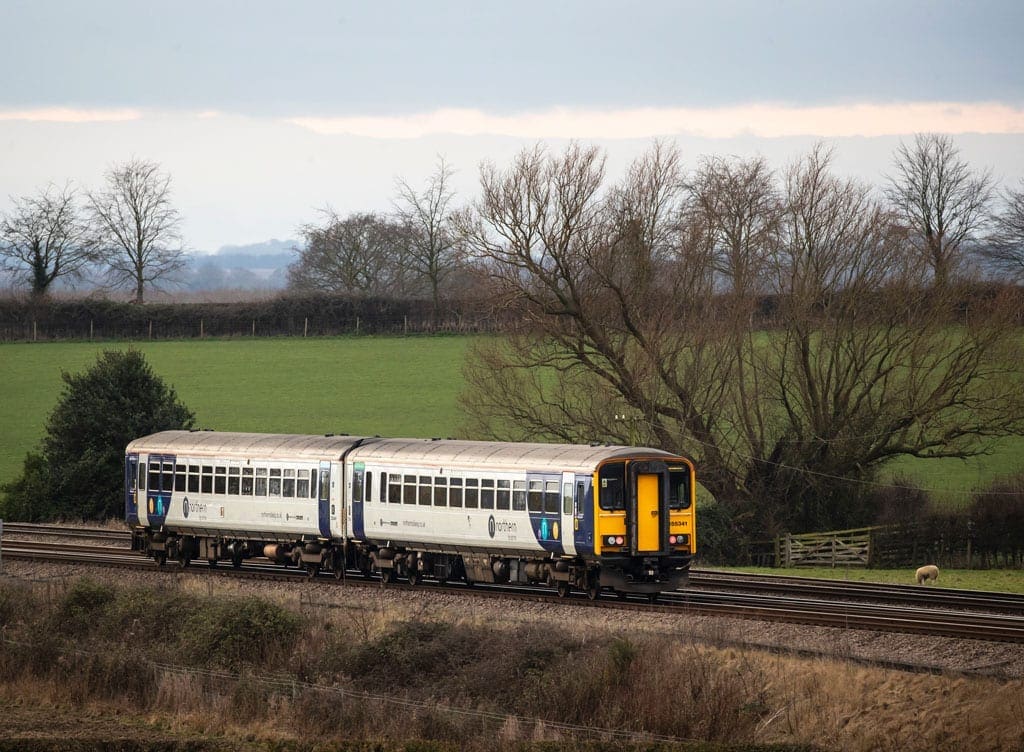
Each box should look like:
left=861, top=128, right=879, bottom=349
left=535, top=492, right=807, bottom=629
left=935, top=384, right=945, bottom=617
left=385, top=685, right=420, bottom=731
left=365, top=472, right=372, bottom=502
left=297, top=469, right=310, bottom=498
left=480, top=479, right=495, bottom=509
left=227, top=467, right=241, bottom=495
left=497, top=479, right=511, bottom=510
left=214, top=466, right=227, bottom=495
left=563, top=483, right=572, bottom=515
left=149, top=462, right=161, bottom=491
left=188, top=465, right=200, bottom=494
left=162, top=463, right=174, bottom=492
left=418, top=476, right=432, bottom=505
left=242, top=467, right=254, bottom=495
left=465, top=478, right=479, bottom=509
left=598, top=463, right=625, bottom=511
left=434, top=477, right=447, bottom=506
left=544, top=481, right=560, bottom=514
left=512, top=481, right=526, bottom=511
left=449, top=478, right=463, bottom=508
left=174, top=463, right=186, bottom=492
left=403, top=475, right=416, bottom=504
left=388, top=473, right=402, bottom=503
left=255, top=468, right=268, bottom=496
left=201, top=466, right=213, bottom=494
left=528, top=480, right=543, bottom=512
left=269, top=468, right=282, bottom=496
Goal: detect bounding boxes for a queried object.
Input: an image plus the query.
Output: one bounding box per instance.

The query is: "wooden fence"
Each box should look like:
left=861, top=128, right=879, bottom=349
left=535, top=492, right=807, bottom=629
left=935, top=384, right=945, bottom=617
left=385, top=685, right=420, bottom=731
left=775, top=526, right=876, bottom=568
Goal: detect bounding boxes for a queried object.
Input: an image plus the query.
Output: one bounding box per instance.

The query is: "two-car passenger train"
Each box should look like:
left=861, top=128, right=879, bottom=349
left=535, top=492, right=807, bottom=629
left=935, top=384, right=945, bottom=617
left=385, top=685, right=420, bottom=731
left=126, top=431, right=696, bottom=599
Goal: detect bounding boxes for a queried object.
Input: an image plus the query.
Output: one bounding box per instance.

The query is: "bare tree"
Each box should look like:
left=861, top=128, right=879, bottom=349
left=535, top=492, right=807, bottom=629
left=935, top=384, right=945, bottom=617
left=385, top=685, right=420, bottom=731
left=0, top=183, right=98, bottom=299
left=979, top=180, right=1024, bottom=279
left=459, top=142, right=1024, bottom=536
left=393, top=157, right=463, bottom=316
left=885, top=133, right=994, bottom=289
left=686, top=154, right=780, bottom=296
left=287, top=209, right=413, bottom=296
left=88, top=158, right=186, bottom=303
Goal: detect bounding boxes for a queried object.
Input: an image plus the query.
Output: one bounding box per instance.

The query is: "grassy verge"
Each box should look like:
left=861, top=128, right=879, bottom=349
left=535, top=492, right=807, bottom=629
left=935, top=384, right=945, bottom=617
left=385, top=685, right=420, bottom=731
left=1, top=575, right=1022, bottom=751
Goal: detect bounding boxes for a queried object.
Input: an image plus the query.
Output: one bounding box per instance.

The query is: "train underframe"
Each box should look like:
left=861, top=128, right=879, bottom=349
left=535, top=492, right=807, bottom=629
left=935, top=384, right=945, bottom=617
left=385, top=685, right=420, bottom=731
left=133, top=529, right=690, bottom=599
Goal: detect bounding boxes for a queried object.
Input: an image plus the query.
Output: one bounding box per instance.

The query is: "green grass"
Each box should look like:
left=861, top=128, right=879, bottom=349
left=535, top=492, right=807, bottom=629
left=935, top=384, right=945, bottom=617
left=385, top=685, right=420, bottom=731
left=720, top=566, right=1024, bottom=594
left=2, top=334, right=1023, bottom=506
left=0, top=336, right=476, bottom=488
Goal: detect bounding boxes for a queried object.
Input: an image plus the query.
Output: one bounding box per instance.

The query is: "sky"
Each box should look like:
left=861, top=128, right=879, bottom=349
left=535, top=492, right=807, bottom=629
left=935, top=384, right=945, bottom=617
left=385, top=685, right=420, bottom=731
left=2, top=0, right=1023, bottom=253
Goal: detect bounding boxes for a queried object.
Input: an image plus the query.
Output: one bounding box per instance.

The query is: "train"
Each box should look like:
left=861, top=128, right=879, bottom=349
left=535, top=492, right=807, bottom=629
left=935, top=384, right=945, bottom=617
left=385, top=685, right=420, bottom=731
left=125, top=430, right=696, bottom=599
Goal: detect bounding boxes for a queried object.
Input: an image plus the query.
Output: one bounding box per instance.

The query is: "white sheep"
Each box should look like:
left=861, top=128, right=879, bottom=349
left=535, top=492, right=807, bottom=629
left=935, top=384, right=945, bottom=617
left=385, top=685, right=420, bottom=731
left=915, top=564, right=939, bottom=585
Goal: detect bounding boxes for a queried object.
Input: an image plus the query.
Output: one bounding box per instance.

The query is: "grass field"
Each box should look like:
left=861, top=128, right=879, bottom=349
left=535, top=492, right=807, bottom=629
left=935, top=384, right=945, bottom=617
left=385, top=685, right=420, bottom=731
left=0, top=336, right=475, bottom=488
left=1, top=335, right=1022, bottom=502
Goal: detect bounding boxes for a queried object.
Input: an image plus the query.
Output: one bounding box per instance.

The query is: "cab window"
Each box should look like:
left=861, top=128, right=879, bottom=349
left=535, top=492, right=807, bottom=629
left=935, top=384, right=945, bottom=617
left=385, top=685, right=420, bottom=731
left=598, top=463, right=625, bottom=511
left=669, top=466, right=692, bottom=510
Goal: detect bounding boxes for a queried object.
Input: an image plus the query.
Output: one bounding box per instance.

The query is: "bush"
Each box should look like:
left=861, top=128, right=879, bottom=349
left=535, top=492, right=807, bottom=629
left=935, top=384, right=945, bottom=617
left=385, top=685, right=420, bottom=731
left=180, top=598, right=300, bottom=669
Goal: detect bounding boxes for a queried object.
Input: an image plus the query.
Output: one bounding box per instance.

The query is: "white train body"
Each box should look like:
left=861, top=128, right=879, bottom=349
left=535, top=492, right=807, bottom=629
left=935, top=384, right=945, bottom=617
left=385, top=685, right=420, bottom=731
left=126, top=430, right=696, bottom=597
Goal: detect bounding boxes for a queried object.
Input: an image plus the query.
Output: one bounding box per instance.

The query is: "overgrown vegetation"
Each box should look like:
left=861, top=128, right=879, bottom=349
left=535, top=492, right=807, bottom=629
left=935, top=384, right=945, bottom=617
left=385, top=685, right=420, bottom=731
left=1, top=577, right=1021, bottom=751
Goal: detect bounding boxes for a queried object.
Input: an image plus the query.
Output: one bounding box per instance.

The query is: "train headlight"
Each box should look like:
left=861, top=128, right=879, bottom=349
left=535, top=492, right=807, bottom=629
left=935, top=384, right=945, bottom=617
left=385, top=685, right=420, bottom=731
left=615, top=536, right=624, bottom=546
left=672, top=534, right=689, bottom=547
left=669, top=535, right=677, bottom=545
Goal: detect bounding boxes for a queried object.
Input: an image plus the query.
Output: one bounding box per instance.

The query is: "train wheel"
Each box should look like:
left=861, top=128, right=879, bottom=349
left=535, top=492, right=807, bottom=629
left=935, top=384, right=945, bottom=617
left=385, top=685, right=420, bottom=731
left=208, top=559, right=218, bottom=569
left=177, top=550, right=191, bottom=569
left=155, top=551, right=167, bottom=567
left=408, top=569, right=421, bottom=587
left=380, top=568, right=395, bottom=585
left=231, top=550, right=243, bottom=569
left=556, top=581, right=570, bottom=598
left=647, top=593, right=659, bottom=604
left=306, top=563, right=318, bottom=579
left=586, top=583, right=600, bottom=600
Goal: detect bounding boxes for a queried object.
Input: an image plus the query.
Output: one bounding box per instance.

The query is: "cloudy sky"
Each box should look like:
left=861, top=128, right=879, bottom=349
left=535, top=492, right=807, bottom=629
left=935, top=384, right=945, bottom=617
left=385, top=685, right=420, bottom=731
left=2, top=0, right=1023, bottom=252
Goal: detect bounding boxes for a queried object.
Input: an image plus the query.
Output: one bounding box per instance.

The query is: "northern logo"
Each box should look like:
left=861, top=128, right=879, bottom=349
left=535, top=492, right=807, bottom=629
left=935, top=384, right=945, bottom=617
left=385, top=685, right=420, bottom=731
left=183, top=497, right=189, bottom=518
left=488, top=515, right=496, bottom=538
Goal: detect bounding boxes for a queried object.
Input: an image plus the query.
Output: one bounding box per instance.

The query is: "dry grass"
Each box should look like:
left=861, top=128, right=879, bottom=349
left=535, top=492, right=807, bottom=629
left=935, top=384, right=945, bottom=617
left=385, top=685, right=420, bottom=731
left=1, top=575, right=1023, bottom=751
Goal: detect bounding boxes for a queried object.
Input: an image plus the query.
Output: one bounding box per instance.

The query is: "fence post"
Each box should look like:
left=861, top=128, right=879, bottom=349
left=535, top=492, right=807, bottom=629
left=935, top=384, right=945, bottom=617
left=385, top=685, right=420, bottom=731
left=304, top=317, right=308, bottom=337
left=149, top=320, right=153, bottom=339
left=404, top=315, right=408, bottom=336
left=200, top=319, right=204, bottom=338
left=356, top=317, right=360, bottom=335
left=252, top=319, right=256, bottom=337
left=90, top=319, right=94, bottom=340
left=33, top=320, right=37, bottom=341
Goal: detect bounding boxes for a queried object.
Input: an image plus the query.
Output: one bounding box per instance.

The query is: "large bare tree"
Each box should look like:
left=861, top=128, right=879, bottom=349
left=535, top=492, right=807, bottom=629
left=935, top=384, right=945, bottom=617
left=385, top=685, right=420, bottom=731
left=459, top=142, right=1024, bottom=536
left=979, top=180, right=1024, bottom=279
left=393, top=157, right=463, bottom=317
left=1, top=183, right=98, bottom=299
left=88, top=158, right=186, bottom=303
left=885, top=133, right=994, bottom=289
left=287, top=209, right=413, bottom=296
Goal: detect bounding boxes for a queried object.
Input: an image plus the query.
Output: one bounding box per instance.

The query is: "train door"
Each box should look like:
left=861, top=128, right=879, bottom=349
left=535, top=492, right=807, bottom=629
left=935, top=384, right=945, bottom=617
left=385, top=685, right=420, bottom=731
left=573, top=474, right=594, bottom=555
left=629, top=461, right=668, bottom=554
left=318, top=461, right=332, bottom=538
left=560, top=472, right=576, bottom=556
left=126, top=454, right=140, bottom=525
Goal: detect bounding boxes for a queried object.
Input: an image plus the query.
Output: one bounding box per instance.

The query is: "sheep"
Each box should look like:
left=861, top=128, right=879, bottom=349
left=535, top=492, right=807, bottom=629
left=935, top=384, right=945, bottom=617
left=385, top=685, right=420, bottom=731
left=915, top=564, right=939, bottom=585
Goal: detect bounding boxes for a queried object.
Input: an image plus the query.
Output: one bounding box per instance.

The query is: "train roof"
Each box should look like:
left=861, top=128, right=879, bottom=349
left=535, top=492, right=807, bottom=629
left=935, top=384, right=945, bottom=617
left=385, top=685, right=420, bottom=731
left=349, top=438, right=679, bottom=473
left=126, top=431, right=686, bottom=471
left=126, top=431, right=372, bottom=460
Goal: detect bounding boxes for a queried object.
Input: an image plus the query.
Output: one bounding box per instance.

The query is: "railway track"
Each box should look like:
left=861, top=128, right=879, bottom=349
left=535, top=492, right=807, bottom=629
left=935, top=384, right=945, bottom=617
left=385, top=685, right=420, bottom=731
left=3, top=528, right=1023, bottom=644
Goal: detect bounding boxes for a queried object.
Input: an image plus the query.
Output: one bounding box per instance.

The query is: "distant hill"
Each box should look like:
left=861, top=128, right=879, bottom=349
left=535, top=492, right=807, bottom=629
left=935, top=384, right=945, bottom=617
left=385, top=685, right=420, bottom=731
left=182, top=239, right=300, bottom=291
